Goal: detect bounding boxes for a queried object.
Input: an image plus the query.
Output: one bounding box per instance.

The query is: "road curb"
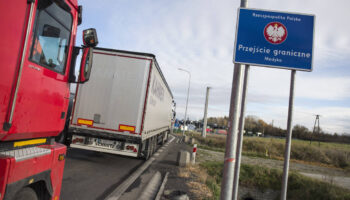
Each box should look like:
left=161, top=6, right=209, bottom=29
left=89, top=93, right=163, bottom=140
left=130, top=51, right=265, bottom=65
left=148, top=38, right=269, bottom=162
left=155, top=172, right=169, bottom=200
left=105, top=136, right=175, bottom=200
left=138, top=171, right=162, bottom=200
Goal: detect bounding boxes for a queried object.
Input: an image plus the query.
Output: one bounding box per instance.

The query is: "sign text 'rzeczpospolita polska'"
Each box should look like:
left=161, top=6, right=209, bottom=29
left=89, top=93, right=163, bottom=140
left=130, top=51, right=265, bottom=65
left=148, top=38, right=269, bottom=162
left=233, top=8, right=315, bottom=71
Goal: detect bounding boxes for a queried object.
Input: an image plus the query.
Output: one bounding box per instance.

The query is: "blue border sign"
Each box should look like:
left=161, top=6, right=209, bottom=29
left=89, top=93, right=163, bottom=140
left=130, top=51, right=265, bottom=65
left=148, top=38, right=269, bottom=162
left=233, top=8, right=315, bottom=71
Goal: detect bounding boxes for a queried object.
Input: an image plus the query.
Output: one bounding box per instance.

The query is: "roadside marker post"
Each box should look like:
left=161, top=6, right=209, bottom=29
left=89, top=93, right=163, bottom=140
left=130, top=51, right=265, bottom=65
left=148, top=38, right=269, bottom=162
left=227, top=5, right=315, bottom=200
left=192, top=144, right=197, bottom=164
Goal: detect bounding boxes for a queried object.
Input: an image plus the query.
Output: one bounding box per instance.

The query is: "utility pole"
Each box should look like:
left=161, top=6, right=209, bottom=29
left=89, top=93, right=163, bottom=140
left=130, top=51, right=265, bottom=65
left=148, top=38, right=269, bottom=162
left=202, top=87, right=211, bottom=138
left=310, top=115, right=320, bottom=144
left=310, top=114, right=320, bottom=145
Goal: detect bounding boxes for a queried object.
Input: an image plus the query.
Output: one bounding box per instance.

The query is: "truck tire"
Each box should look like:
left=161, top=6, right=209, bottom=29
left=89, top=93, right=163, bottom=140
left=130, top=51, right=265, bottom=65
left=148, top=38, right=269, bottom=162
left=161, top=132, right=168, bottom=145
left=164, top=131, right=169, bottom=142
left=160, top=133, right=165, bottom=145
left=152, top=136, right=157, bottom=154
left=150, top=136, right=155, bottom=155
left=144, top=138, right=152, bottom=160
left=14, top=187, right=38, bottom=200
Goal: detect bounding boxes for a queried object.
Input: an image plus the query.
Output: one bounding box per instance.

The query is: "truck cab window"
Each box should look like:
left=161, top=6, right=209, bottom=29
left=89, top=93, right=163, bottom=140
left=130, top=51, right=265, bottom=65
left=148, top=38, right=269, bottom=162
left=30, top=0, right=72, bottom=74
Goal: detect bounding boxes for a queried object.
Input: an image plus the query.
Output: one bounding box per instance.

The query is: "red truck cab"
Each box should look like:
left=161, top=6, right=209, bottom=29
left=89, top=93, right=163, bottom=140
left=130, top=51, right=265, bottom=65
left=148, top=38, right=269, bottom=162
left=0, top=0, right=97, bottom=199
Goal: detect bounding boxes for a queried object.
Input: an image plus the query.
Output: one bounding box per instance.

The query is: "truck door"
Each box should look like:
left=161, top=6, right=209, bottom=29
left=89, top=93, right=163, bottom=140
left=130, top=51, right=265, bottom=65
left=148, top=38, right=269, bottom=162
left=0, top=0, right=76, bottom=141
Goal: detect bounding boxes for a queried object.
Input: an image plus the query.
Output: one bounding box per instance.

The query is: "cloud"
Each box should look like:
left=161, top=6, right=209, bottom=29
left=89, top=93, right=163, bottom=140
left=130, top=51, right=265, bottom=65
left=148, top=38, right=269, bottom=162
left=246, top=68, right=350, bottom=101
left=296, top=76, right=350, bottom=100
left=79, top=0, right=350, bottom=134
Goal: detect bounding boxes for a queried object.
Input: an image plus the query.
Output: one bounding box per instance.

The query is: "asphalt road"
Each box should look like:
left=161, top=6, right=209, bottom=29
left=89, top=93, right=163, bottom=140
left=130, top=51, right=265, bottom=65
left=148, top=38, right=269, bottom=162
left=60, top=148, right=144, bottom=200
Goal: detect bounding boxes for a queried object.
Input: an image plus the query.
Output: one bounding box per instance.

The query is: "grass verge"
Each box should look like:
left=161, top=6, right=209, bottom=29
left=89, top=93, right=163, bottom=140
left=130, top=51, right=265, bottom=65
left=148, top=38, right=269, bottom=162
left=200, top=161, right=350, bottom=200
left=189, top=132, right=350, bottom=169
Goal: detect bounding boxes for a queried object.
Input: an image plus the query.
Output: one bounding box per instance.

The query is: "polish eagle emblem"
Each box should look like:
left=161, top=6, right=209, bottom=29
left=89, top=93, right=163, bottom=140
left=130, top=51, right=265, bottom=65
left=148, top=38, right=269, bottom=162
left=264, top=22, right=287, bottom=44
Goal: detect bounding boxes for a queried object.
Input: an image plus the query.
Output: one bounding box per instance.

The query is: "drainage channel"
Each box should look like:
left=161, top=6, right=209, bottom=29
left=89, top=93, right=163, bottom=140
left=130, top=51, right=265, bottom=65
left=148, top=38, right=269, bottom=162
left=105, top=136, right=175, bottom=200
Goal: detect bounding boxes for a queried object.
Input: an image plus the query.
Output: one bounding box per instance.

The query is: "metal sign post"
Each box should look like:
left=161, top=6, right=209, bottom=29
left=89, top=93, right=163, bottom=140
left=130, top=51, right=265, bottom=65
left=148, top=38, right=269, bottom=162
left=230, top=6, right=315, bottom=200
left=220, top=1, right=248, bottom=200
left=281, top=70, right=296, bottom=200
left=232, top=64, right=250, bottom=200
left=220, top=62, right=243, bottom=200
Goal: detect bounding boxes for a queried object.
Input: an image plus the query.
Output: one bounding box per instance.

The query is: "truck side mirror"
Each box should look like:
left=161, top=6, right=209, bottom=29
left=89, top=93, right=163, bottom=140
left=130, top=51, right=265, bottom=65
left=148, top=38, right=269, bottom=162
left=79, top=47, right=93, bottom=83
left=83, top=28, right=98, bottom=47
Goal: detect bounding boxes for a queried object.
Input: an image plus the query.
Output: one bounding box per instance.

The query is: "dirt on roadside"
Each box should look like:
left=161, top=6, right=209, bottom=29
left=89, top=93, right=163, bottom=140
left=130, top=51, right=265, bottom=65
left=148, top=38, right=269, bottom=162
left=160, top=136, right=213, bottom=200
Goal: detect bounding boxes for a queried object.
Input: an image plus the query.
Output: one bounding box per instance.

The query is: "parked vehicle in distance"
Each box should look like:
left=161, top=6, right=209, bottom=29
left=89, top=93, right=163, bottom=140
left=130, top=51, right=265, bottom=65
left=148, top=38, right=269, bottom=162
left=216, top=129, right=228, bottom=135
left=0, top=0, right=98, bottom=199
left=67, top=47, right=175, bottom=159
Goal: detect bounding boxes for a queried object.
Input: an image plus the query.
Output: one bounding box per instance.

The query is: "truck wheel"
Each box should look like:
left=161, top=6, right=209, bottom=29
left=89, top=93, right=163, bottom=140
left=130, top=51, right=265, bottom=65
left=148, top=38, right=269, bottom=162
left=144, top=139, right=152, bottom=160
left=14, top=187, right=38, bottom=200
left=164, top=131, right=169, bottom=142
left=150, top=137, right=155, bottom=155
left=160, top=133, right=165, bottom=145
left=152, top=136, right=157, bottom=154
left=161, top=132, right=168, bottom=145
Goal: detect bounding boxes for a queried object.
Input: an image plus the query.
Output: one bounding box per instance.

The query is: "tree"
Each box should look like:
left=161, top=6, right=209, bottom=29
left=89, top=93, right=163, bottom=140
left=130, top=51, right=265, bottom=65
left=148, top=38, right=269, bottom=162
left=292, top=124, right=309, bottom=139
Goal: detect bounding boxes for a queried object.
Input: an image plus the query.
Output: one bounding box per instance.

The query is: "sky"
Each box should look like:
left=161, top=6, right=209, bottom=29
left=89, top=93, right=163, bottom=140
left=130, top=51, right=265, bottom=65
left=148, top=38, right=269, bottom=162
left=76, top=0, right=350, bottom=134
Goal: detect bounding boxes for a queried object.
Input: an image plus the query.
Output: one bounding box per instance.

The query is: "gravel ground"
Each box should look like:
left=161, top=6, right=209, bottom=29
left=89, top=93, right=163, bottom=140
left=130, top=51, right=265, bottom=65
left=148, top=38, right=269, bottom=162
left=197, top=148, right=350, bottom=189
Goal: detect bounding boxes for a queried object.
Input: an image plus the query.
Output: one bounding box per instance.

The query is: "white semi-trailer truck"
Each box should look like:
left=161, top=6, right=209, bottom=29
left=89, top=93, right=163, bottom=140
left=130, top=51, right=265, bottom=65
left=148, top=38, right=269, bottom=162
left=68, top=47, right=175, bottom=159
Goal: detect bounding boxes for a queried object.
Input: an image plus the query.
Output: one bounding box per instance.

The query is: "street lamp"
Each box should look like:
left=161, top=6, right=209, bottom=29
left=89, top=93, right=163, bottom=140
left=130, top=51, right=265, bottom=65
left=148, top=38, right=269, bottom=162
left=202, top=86, right=211, bottom=138
left=178, top=68, right=191, bottom=136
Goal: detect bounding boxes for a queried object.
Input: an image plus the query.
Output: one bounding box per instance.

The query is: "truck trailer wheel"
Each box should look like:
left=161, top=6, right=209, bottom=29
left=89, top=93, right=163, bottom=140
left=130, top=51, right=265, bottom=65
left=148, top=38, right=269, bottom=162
left=14, top=187, right=38, bottom=200
left=152, top=136, right=157, bottom=154
left=143, top=138, right=152, bottom=160
left=150, top=136, right=156, bottom=154
left=164, top=131, right=169, bottom=142
left=161, top=132, right=168, bottom=145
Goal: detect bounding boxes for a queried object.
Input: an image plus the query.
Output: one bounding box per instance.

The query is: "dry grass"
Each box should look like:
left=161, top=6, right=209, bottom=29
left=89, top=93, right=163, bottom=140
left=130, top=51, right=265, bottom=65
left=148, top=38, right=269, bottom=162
left=200, top=161, right=350, bottom=200
left=177, top=165, right=213, bottom=199
left=190, top=132, right=350, bottom=169
left=188, top=181, right=213, bottom=199
left=178, top=168, right=191, bottom=178
left=244, top=137, right=350, bottom=169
